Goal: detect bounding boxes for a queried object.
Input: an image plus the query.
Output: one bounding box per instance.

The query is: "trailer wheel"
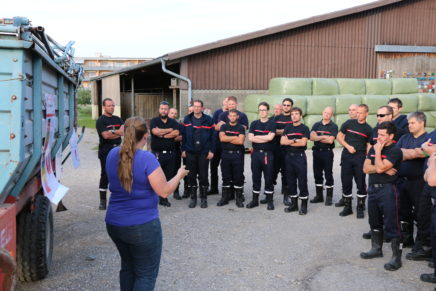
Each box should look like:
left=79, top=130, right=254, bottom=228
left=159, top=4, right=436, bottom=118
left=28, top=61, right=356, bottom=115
left=16, top=195, right=53, bottom=282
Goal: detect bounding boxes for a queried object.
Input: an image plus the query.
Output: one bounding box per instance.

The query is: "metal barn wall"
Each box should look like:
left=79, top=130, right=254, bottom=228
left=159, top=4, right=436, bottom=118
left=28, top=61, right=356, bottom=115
left=186, top=0, right=436, bottom=90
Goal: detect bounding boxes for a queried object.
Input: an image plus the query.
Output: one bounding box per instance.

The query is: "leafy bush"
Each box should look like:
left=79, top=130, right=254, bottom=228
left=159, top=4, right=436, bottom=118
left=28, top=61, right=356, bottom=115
left=78, top=89, right=91, bottom=105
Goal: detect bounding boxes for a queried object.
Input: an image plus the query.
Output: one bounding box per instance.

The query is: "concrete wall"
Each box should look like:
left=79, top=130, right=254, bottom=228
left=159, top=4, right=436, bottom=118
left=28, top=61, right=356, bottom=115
left=179, top=89, right=267, bottom=116
left=102, top=75, right=121, bottom=117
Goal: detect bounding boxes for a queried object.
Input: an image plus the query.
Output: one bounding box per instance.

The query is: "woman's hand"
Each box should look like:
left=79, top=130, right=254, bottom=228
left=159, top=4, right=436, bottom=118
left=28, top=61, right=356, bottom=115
left=177, top=165, right=189, bottom=178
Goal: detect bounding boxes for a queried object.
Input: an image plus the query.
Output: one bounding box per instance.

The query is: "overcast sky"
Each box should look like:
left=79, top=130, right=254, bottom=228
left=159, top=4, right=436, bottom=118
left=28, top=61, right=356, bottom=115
left=3, top=0, right=375, bottom=58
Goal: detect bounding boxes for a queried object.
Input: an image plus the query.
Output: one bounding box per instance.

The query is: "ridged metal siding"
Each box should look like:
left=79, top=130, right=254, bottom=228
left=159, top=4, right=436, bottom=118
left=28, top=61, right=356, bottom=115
left=187, top=0, right=436, bottom=90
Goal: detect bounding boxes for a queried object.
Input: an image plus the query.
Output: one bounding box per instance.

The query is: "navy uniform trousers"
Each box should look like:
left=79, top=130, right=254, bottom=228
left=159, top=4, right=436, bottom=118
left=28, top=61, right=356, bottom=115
left=221, top=150, right=244, bottom=190
left=399, top=178, right=431, bottom=245
left=340, top=150, right=366, bottom=199
left=368, top=183, right=401, bottom=239
left=251, top=151, right=274, bottom=195
left=285, top=152, right=309, bottom=199
left=313, top=148, right=334, bottom=189
left=154, top=151, right=176, bottom=181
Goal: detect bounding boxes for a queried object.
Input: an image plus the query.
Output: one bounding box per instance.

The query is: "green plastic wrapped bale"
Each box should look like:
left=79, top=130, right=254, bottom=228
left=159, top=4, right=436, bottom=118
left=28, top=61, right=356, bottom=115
left=426, top=127, right=436, bottom=133
left=366, top=114, right=378, bottom=128
left=244, top=95, right=270, bottom=113
left=418, top=94, right=436, bottom=111
left=335, top=114, right=350, bottom=130
left=245, top=112, right=259, bottom=125
left=304, top=115, right=323, bottom=131
left=268, top=78, right=312, bottom=95
left=336, top=79, right=366, bottom=95
left=391, top=78, right=418, bottom=94
left=268, top=95, right=307, bottom=115
left=306, top=95, right=336, bottom=115
left=335, top=95, right=362, bottom=114
left=389, top=94, right=418, bottom=113
left=425, top=111, right=436, bottom=128
left=362, top=95, right=390, bottom=114
left=312, top=78, right=339, bottom=95
left=365, top=79, right=392, bottom=95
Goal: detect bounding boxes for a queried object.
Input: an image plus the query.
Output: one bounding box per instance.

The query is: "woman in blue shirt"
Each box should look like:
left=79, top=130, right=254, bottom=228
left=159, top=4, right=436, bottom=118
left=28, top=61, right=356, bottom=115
left=105, top=117, right=189, bottom=291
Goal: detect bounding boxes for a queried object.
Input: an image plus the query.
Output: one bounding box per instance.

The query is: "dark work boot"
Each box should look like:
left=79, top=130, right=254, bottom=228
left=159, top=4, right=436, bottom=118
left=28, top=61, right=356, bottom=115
left=284, top=197, right=298, bottom=213
left=173, top=187, right=182, bottom=200
left=339, top=197, right=353, bottom=217
left=99, top=190, right=107, bottom=210
left=362, top=230, right=372, bottom=240
left=200, top=186, right=208, bottom=208
left=182, top=183, right=190, bottom=199
left=325, top=187, right=333, bottom=206
left=335, top=197, right=345, bottom=207
left=299, top=198, right=308, bottom=215
left=406, top=240, right=432, bottom=261
left=260, top=195, right=268, bottom=204
left=266, top=194, right=274, bottom=210
left=420, top=273, right=436, bottom=283
left=283, top=185, right=291, bottom=206
left=310, top=185, right=324, bottom=203
left=246, top=193, right=259, bottom=209
left=235, top=187, right=244, bottom=208
left=159, top=197, right=171, bottom=207
left=384, top=238, right=402, bottom=271
left=401, top=221, right=414, bottom=248
left=188, top=187, right=197, bottom=208
left=356, top=197, right=365, bottom=219
left=360, top=230, right=383, bottom=259
left=228, top=185, right=235, bottom=201
left=217, top=187, right=230, bottom=206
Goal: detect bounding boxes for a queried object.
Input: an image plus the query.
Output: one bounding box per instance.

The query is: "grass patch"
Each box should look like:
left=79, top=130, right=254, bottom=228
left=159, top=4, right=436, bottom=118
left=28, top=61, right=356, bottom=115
left=77, top=105, right=95, bottom=128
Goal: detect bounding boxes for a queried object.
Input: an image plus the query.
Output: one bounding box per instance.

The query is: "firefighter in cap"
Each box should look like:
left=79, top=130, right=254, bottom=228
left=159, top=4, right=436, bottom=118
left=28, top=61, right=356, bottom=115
left=336, top=104, right=372, bottom=218
left=150, top=101, right=180, bottom=207
left=181, top=99, right=215, bottom=208
left=309, top=106, right=338, bottom=206
left=96, top=98, right=124, bottom=210
left=247, top=102, right=276, bottom=210
left=217, top=109, right=246, bottom=207
left=361, top=121, right=403, bottom=271
left=282, top=107, right=310, bottom=215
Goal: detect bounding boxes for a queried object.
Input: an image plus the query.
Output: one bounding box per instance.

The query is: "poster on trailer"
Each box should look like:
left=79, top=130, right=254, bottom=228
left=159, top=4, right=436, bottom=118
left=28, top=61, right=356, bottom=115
left=41, top=93, right=69, bottom=205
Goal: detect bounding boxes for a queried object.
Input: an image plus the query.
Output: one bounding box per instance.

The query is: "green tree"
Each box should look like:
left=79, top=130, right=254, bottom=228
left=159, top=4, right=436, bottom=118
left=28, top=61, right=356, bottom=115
left=77, top=89, right=91, bottom=105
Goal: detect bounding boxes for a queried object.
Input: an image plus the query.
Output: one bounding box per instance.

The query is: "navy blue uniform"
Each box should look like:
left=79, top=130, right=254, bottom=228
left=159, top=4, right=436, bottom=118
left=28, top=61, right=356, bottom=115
left=283, top=123, right=311, bottom=199
left=272, top=114, right=293, bottom=187
left=96, top=115, right=124, bottom=191
left=393, top=115, right=409, bottom=132
left=209, top=108, right=224, bottom=191
left=366, top=145, right=403, bottom=238
left=150, top=117, right=179, bottom=181
left=396, top=132, right=429, bottom=244
left=220, top=123, right=245, bottom=189
left=249, top=119, right=276, bottom=195
left=311, top=120, right=338, bottom=188
left=181, top=112, right=216, bottom=188
left=340, top=119, right=372, bottom=199
left=219, top=110, right=249, bottom=129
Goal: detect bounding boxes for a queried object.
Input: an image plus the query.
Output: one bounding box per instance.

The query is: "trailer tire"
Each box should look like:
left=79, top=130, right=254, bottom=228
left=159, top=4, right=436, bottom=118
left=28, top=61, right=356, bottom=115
left=16, top=195, right=53, bottom=282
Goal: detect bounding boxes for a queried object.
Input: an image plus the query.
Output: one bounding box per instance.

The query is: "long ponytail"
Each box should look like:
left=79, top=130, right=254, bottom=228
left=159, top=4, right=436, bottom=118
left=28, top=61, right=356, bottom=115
left=118, top=117, right=148, bottom=192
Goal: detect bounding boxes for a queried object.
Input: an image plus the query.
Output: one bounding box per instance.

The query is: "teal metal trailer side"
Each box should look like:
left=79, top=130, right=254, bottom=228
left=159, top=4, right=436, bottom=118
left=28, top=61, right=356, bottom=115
left=0, top=17, right=83, bottom=287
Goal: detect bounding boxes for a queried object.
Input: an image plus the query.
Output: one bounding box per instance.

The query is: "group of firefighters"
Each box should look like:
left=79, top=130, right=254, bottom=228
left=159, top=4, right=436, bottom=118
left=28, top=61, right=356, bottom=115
left=96, top=95, right=436, bottom=281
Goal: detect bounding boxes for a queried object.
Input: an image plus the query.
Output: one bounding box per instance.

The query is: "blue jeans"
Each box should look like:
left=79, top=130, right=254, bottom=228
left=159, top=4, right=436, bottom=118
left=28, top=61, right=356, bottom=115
left=106, top=218, right=163, bottom=291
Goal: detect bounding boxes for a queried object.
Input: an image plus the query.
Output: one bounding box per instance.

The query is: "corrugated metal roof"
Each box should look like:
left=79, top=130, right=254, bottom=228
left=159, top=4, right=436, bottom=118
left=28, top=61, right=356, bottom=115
left=90, top=0, right=405, bottom=81
left=167, top=0, right=404, bottom=60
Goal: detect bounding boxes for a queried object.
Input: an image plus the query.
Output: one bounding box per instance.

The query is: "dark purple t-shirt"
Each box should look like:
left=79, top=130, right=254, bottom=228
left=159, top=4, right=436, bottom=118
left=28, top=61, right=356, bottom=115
left=105, top=147, right=161, bottom=227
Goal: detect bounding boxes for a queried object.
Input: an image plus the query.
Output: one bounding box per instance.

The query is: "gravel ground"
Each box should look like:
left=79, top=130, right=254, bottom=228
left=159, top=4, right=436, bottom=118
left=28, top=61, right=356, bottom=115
left=16, top=129, right=434, bottom=291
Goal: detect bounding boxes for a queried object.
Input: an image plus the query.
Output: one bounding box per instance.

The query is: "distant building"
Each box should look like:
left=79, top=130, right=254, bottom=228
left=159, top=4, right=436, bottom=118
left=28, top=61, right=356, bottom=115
left=75, top=53, right=150, bottom=88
